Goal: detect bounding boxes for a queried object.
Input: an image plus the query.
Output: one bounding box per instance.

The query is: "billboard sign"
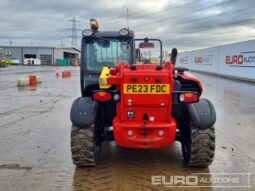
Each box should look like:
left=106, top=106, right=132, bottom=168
left=219, top=40, right=255, bottom=80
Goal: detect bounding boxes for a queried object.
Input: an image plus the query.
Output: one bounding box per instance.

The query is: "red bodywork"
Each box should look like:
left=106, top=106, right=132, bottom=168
left=177, top=72, right=203, bottom=93
left=105, top=61, right=201, bottom=148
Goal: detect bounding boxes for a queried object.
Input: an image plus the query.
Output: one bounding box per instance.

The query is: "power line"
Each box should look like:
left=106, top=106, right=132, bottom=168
left=99, top=0, right=241, bottom=32
left=127, top=8, right=129, bottom=29
left=129, top=0, right=197, bottom=20
left=67, top=17, right=80, bottom=47
left=82, top=0, right=196, bottom=28
left=100, top=4, right=159, bottom=23
left=131, top=0, right=237, bottom=30
left=134, top=4, right=254, bottom=36
left=47, top=30, right=68, bottom=46
left=102, top=0, right=197, bottom=25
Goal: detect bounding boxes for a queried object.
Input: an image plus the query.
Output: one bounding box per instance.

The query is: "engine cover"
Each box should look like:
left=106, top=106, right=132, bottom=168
left=119, top=65, right=172, bottom=123
left=109, top=63, right=177, bottom=148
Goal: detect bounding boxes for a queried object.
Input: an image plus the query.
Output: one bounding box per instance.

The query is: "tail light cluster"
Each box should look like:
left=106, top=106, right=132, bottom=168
left=179, top=92, right=199, bottom=103
left=92, top=90, right=120, bottom=102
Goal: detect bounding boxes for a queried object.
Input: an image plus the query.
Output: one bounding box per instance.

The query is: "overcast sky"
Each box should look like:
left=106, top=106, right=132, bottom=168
left=0, top=0, right=255, bottom=51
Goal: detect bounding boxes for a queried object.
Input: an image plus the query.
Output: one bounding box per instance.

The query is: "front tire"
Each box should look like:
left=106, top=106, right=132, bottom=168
left=71, top=124, right=102, bottom=167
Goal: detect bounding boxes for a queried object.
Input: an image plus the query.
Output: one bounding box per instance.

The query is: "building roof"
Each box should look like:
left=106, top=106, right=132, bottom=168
left=0, top=45, right=80, bottom=52
left=0, top=45, right=56, bottom=49
left=55, top=46, right=81, bottom=52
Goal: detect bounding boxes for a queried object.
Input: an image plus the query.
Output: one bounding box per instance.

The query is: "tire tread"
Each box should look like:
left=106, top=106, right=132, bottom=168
left=187, top=126, right=215, bottom=167
left=71, top=126, right=96, bottom=166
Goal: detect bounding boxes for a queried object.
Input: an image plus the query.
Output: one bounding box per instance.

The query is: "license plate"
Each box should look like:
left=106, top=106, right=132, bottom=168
left=123, top=84, right=170, bottom=94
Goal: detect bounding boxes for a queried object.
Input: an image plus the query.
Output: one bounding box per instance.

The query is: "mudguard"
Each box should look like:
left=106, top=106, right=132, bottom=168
left=70, top=97, right=98, bottom=127
left=187, top=98, right=216, bottom=129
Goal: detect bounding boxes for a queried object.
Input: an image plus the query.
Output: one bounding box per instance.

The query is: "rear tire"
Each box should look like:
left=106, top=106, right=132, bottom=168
left=71, top=124, right=102, bottom=167
left=180, top=109, right=215, bottom=167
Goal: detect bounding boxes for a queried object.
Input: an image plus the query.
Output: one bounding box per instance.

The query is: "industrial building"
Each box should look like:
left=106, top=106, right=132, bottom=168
left=0, top=45, right=80, bottom=65
left=54, top=47, right=81, bottom=66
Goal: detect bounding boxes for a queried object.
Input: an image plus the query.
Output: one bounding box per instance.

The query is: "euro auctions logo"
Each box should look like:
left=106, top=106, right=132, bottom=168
left=194, top=55, right=212, bottom=65
left=226, top=51, right=255, bottom=65
left=151, top=173, right=252, bottom=188
left=152, top=175, right=199, bottom=187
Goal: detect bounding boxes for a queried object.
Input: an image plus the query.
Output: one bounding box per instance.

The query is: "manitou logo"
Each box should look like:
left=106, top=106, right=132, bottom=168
left=226, top=53, right=255, bottom=65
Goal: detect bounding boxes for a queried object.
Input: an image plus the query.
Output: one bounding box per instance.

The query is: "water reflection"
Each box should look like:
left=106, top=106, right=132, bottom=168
left=18, top=84, right=39, bottom=92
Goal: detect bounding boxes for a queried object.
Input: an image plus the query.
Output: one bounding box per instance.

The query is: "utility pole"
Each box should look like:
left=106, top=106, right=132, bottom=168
left=9, top=38, right=13, bottom=45
left=127, top=8, right=129, bottom=29
left=67, top=17, right=80, bottom=47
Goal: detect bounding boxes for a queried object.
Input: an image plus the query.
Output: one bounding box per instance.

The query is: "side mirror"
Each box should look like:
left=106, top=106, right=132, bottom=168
left=135, top=48, right=141, bottom=62
left=139, top=42, right=155, bottom=49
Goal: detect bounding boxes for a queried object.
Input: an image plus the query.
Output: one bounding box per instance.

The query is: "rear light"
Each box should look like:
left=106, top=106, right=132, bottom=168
left=92, top=90, right=120, bottom=102
left=179, top=92, right=199, bottom=103
left=93, top=91, right=112, bottom=101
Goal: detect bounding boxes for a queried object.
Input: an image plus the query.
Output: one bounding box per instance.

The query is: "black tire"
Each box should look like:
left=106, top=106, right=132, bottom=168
left=180, top=108, right=215, bottom=167
left=71, top=123, right=102, bottom=167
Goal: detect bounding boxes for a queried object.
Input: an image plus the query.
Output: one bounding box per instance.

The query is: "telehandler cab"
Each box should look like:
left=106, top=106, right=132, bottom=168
left=70, top=19, right=216, bottom=167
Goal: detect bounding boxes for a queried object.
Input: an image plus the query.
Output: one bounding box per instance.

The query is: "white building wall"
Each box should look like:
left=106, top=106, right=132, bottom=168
left=54, top=48, right=80, bottom=60
left=218, top=40, right=255, bottom=80
left=190, top=47, right=219, bottom=74
left=176, top=39, right=255, bottom=81
left=176, top=51, right=192, bottom=69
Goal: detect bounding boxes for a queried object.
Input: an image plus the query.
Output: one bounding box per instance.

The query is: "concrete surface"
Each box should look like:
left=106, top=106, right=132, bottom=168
left=0, top=66, right=254, bottom=191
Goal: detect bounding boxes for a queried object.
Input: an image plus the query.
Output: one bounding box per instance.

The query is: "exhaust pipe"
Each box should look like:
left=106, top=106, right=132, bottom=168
left=170, top=48, right=178, bottom=65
